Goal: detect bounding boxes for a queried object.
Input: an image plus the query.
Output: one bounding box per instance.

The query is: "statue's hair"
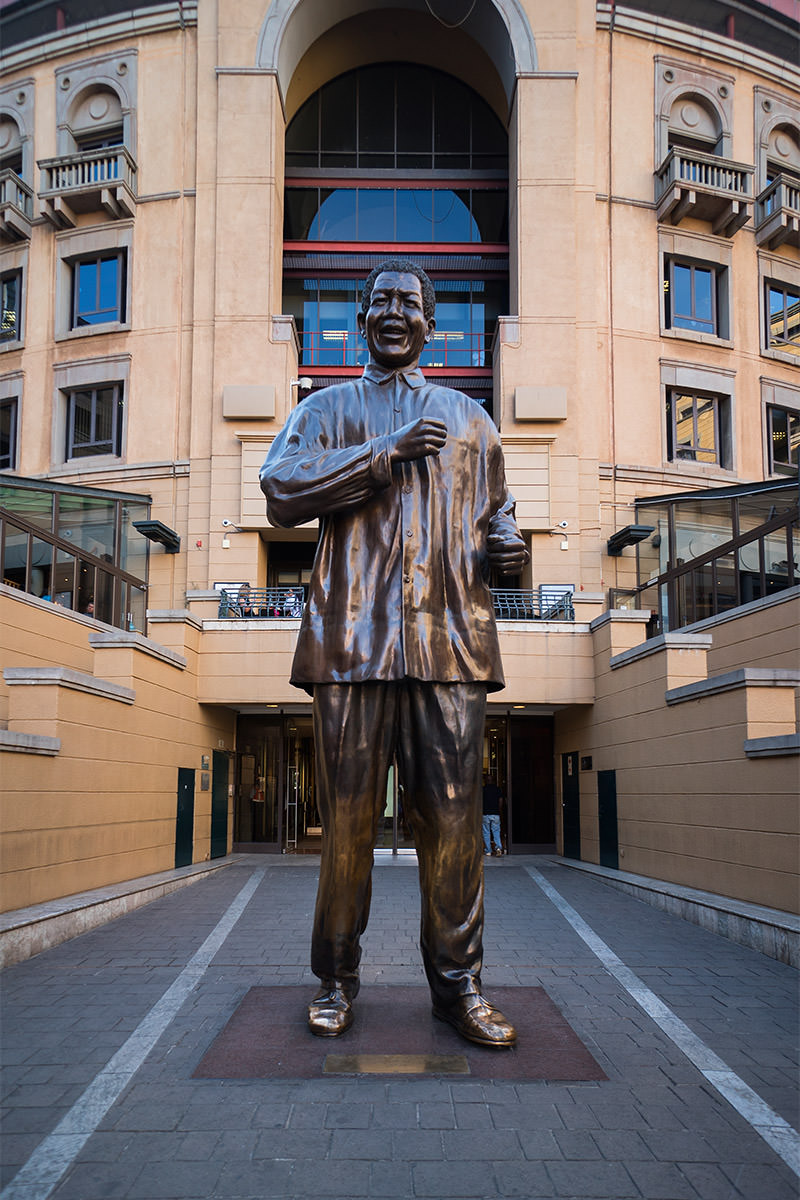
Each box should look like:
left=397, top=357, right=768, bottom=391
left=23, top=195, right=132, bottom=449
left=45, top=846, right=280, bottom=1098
left=361, top=259, right=436, bottom=320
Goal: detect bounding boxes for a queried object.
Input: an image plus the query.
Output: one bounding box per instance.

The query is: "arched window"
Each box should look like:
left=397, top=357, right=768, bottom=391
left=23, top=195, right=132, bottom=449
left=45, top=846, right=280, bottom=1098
left=0, top=114, right=23, bottom=176
left=68, top=85, right=124, bottom=153
left=667, top=94, right=722, bottom=156
left=283, top=63, right=509, bottom=421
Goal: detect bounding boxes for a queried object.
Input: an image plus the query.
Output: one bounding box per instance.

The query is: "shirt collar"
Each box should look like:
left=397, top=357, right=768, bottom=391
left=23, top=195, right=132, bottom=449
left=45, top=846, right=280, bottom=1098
left=363, top=361, right=426, bottom=390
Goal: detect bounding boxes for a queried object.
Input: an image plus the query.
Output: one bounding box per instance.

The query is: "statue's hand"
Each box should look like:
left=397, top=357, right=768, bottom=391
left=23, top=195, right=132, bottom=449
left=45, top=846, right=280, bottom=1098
left=487, top=531, right=529, bottom=575
left=389, top=418, right=447, bottom=464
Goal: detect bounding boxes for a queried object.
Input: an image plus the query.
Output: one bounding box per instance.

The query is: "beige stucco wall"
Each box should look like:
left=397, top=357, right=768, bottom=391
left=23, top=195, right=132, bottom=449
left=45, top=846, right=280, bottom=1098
left=0, top=590, right=235, bottom=911
left=554, top=597, right=800, bottom=912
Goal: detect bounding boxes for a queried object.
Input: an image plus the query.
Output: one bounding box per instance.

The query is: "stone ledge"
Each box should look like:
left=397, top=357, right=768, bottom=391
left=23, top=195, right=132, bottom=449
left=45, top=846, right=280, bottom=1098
left=0, top=857, right=234, bottom=967
left=665, top=667, right=800, bottom=706
left=552, top=856, right=799, bottom=967
left=609, top=631, right=713, bottom=670
left=3, top=667, right=135, bottom=704
left=0, top=730, right=61, bottom=756
left=89, top=630, right=187, bottom=669
left=744, top=733, right=800, bottom=758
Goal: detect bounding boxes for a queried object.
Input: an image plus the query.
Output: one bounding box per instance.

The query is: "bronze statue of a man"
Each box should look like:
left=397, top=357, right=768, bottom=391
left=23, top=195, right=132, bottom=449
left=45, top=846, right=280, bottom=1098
left=260, top=259, right=528, bottom=1047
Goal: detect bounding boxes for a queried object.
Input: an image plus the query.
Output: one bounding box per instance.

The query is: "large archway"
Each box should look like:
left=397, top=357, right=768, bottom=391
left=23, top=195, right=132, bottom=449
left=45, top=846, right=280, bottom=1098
left=257, top=0, right=537, bottom=115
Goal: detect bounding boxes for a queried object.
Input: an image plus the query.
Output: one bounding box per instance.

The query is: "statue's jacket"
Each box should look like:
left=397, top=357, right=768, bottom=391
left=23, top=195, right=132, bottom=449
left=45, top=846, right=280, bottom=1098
left=260, top=363, right=523, bottom=693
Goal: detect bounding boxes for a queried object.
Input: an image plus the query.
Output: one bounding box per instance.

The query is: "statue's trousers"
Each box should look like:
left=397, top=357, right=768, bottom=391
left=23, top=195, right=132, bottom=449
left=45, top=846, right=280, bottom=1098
left=310, top=680, right=487, bottom=1007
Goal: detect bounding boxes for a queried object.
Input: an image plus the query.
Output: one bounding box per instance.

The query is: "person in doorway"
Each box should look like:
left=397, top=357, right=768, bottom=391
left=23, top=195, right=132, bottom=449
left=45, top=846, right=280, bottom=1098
left=237, top=582, right=253, bottom=617
left=482, top=775, right=504, bottom=856
left=260, top=259, right=528, bottom=1048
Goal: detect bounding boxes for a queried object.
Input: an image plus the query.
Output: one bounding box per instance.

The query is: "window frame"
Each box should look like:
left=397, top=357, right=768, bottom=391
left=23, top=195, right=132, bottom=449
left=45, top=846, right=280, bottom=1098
left=765, top=280, right=800, bottom=358
left=660, top=247, right=731, bottom=346
left=64, top=383, right=124, bottom=461
left=70, top=251, right=126, bottom=329
left=55, top=226, right=132, bottom=342
left=0, top=395, right=18, bottom=470
left=666, top=388, right=725, bottom=467
left=0, top=266, right=24, bottom=350
left=766, top=404, right=800, bottom=476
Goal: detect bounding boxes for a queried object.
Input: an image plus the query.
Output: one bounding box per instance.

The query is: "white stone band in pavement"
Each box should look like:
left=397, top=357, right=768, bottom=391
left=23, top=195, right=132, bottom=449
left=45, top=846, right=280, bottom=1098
left=525, top=865, right=800, bottom=1178
left=0, top=868, right=266, bottom=1200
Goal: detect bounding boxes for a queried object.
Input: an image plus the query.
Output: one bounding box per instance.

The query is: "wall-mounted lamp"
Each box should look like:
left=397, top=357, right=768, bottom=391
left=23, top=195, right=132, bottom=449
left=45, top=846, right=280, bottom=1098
left=132, top=519, right=181, bottom=554
left=606, top=524, right=655, bottom=557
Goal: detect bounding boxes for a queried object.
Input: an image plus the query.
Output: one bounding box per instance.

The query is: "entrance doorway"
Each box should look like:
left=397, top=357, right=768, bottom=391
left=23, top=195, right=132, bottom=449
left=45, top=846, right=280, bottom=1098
left=233, top=711, right=556, bottom=854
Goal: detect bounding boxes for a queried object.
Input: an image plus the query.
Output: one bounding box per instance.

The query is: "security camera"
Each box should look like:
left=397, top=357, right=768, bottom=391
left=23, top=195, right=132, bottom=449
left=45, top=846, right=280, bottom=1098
left=557, top=521, right=569, bottom=529
left=222, top=519, right=232, bottom=527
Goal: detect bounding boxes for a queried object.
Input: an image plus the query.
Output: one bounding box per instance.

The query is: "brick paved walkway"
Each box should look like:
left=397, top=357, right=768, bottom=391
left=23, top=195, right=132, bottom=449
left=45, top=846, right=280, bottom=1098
left=1, top=856, right=797, bottom=1199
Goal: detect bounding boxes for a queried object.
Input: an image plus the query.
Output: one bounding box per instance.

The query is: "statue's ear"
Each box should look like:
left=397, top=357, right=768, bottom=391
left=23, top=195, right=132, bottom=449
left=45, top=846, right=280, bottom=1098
left=357, top=310, right=366, bottom=336
left=425, top=317, right=436, bottom=342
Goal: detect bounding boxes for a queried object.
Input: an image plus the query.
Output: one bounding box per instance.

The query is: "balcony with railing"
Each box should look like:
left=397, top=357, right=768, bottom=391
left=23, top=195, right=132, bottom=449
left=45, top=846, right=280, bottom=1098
left=655, top=147, right=754, bottom=237
left=755, top=173, right=800, bottom=250
left=0, top=169, right=34, bottom=241
left=216, top=585, right=575, bottom=622
left=38, top=146, right=137, bottom=228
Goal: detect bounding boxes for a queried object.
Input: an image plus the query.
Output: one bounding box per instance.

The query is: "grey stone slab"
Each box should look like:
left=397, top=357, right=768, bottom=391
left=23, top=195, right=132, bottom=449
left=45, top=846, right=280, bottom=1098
left=545, top=1159, right=639, bottom=1197
left=288, top=1159, right=371, bottom=1196
left=411, top=1159, right=498, bottom=1196
left=323, top=1103, right=373, bottom=1128
left=493, top=1159, right=555, bottom=1196
left=389, top=1130, right=444, bottom=1160
left=441, top=1129, right=522, bottom=1160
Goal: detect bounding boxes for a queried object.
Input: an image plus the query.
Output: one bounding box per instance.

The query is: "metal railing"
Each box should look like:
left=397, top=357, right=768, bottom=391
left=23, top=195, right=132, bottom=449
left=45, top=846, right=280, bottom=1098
left=756, top=173, right=800, bottom=223
left=0, top=169, right=33, bottom=217
left=218, top=586, right=575, bottom=621
left=300, top=329, right=489, bottom=368
left=655, top=146, right=753, bottom=203
left=38, top=146, right=137, bottom=196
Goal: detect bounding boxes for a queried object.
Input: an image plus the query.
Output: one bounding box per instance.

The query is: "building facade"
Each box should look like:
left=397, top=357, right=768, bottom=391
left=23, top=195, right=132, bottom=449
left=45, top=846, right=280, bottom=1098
left=1, top=0, right=798, bottom=915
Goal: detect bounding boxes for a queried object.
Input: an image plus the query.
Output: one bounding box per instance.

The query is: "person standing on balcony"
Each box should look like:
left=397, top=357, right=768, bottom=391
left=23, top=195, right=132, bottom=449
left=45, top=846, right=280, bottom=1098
left=260, top=259, right=528, bottom=1048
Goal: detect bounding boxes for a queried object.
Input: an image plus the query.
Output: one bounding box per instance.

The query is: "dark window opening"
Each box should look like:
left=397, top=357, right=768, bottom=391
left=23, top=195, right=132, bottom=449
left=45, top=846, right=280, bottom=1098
left=767, top=282, right=800, bottom=355
left=1, top=270, right=22, bottom=343
left=0, top=397, right=18, bottom=470
left=664, top=258, right=725, bottom=337
left=65, top=384, right=124, bottom=459
left=666, top=389, right=730, bottom=468
left=768, top=405, right=800, bottom=476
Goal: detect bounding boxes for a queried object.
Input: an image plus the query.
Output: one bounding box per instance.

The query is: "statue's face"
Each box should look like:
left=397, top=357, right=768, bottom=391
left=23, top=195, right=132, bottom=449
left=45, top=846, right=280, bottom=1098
left=358, top=271, right=435, bottom=370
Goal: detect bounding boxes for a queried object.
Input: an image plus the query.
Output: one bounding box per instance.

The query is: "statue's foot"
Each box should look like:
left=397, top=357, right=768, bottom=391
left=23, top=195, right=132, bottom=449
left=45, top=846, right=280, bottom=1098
left=433, top=994, right=516, bottom=1047
left=308, top=982, right=354, bottom=1037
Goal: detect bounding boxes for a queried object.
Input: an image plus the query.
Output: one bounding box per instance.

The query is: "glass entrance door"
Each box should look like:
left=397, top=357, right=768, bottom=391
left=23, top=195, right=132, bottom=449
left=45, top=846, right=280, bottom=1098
left=284, top=717, right=320, bottom=853
left=376, top=762, right=416, bottom=854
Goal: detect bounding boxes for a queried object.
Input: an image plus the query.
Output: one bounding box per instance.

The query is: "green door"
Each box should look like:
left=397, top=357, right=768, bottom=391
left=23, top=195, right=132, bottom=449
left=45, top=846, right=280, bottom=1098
left=211, top=751, right=229, bottom=859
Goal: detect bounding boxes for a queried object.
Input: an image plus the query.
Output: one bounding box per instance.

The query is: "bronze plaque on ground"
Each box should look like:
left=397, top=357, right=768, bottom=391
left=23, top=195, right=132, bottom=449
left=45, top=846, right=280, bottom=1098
left=192, top=987, right=606, bottom=1081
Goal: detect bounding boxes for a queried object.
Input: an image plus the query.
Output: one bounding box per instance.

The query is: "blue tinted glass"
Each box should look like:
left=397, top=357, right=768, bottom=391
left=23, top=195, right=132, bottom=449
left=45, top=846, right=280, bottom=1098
left=312, top=190, right=356, bottom=240
left=694, top=268, right=712, bottom=322
left=98, top=257, right=119, bottom=315
left=432, top=191, right=473, bottom=241
left=357, top=190, right=394, bottom=240
left=672, top=264, right=691, bottom=318
left=424, top=284, right=472, bottom=368
left=769, top=287, right=784, bottom=316
left=396, top=190, right=432, bottom=240
left=77, top=261, right=96, bottom=318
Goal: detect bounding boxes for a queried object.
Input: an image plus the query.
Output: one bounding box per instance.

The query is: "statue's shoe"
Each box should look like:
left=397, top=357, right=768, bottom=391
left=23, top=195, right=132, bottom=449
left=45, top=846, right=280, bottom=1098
left=308, top=984, right=354, bottom=1037
left=433, top=994, right=516, bottom=1047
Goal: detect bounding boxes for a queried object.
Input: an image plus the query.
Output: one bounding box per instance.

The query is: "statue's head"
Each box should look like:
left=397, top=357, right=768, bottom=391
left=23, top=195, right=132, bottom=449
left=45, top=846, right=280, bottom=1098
left=358, top=259, right=436, bottom=371
left=361, top=259, right=436, bottom=320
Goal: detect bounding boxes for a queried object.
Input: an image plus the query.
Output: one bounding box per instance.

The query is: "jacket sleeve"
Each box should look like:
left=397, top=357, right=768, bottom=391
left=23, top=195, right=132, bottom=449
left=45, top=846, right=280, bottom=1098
left=260, top=399, right=393, bottom=528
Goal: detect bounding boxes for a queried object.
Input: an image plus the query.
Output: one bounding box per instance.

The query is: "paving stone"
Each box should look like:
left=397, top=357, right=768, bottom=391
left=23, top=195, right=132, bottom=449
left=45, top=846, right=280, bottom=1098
left=411, top=1159, right=498, bottom=1196
left=441, top=1128, right=522, bottom=1160
left=545, top=1160, right=639, bottom=1197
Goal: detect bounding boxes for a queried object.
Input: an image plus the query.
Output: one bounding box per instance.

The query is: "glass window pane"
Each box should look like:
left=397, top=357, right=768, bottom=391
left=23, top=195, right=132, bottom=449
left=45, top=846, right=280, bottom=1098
left=673, top=499, right=733, bottom=566
left=120, top=500, right=149, bottom=579
left=433, top=190, right=473, bottom=242
left=98, top=256, right=119, bottom=314
left=0, top=399, right=17, bottom=468
left=57, top=492, right=116, bottom=559
left=471, top=100, right=506, bottom=160
left=95, top=387, right=114, bottom=445
left=765, top=528, right=793, bottom=593
left=127, top=583, right=146, bottom=632
left=693, top=267, right=713, bottom=323
left=0, top=485, right=53, bottom=530
left=396, top=190, right=432, bottom=240
left=358, top=65, right=391, bottom=156
left=397, top=66, right=432, bottom=155
left=54, top=547, right=76, bottom=608
left=76, top=261, right=96, bottom=323
left=673, top=264, right=691, bottom=317
left=320, top=74, right=357, bottom=158
left=1, top=521, right=28, bottom=590
left=357, top=189, right=394, bottom=241
left=312, top=189, right=356, bottom=240
left=284, top=189, right=320, bottom=240
left=470, top=190, right=508, bottom=242
left=30, top=537, right=53, bottom=599
left=674, top=392, right=695, bottom=450
left=1, top=272, right=19, bottom=341
left=93, top=568, right=115, bottom=623
left=434, top=75, right=470, bottom=156
left=285, top=94, right=318, bottom=164
left=71, top=390, right=93, bottom=451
